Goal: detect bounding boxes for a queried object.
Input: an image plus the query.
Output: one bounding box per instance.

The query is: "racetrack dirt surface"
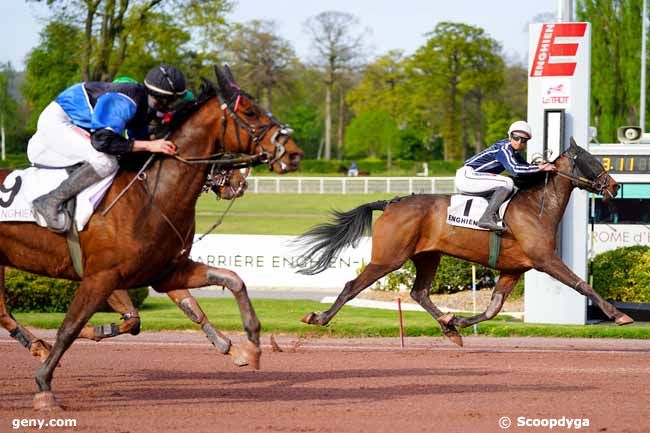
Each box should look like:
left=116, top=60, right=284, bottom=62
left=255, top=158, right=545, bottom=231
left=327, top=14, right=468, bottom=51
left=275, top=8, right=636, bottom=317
left=1, top=331, right=649, bottom=433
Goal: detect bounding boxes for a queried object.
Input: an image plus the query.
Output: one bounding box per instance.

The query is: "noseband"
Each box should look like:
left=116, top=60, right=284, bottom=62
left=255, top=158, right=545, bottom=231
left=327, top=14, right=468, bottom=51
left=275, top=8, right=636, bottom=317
left=216, top=91, right=293, bottom=170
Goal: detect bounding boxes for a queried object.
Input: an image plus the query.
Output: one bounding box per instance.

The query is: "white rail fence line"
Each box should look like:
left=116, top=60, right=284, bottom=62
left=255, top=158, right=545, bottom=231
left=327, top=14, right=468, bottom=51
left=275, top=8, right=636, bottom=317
left=246, top=176, right=458, bottom=194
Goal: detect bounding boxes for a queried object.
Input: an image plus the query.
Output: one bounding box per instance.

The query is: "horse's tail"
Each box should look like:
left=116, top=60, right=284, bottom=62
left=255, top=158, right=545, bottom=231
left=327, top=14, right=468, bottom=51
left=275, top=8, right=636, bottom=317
left=296, top=199, right=392, bottom=275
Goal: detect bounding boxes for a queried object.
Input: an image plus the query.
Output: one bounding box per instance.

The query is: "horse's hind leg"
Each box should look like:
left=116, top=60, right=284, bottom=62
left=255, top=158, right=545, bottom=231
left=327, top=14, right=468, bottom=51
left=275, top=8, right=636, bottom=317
left=302, top=262, right=401, bottom=326
left=78, top=290, right=140, bottom=341
left=34, top=271, right=117, bottom=410
left=409, top=253, right=464, bottom=347
left=451, top=272, right=521, bottom=329
left=0, top=266, right=52, bottom=362
left=152, top=259, right=261, bottom=369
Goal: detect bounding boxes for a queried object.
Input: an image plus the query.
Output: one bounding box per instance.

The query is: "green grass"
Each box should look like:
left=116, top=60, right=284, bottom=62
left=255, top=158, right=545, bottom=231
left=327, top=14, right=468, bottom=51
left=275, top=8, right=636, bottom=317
left=13, top=297, right=650, bottom=339
left=195, top=193, right=394, bottom=234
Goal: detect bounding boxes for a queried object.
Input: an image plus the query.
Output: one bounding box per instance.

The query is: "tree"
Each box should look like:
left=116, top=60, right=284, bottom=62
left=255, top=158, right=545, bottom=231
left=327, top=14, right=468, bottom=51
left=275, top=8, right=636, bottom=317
left=345, top=110, right=399, bottom=159
left=410, top=22, right=505, bottom=160
left=347, top=51, right=408, bottom=166
left=22, top=21, right=82, bottom=130
left=27, top=0, right=232, bottom=82
left=304, top=11, right=366, bottom=160
left=0, top=64, right=27, bottom=154
left=225, top=20, right=297, bottom=111
left=577, top=0, right=649, bottom=141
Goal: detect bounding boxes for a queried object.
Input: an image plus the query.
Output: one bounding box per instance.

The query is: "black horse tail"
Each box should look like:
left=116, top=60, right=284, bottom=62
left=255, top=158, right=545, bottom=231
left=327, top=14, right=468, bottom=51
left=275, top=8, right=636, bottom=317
left=296, top=199, right=394, bottom=275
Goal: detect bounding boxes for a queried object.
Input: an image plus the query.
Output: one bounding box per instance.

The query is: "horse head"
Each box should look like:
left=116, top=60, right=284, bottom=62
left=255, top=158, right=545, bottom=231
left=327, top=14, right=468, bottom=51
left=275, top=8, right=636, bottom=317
left=214, top=65, right=303, bottom=173
left=208, top=167, right=248, bottom=200
left=558, top=137, right=619, bottom=201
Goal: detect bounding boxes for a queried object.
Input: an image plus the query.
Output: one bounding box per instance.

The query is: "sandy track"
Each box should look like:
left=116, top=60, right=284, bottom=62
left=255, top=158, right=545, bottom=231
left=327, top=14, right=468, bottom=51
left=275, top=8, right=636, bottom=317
left=1, top=331, right=649, bottom=433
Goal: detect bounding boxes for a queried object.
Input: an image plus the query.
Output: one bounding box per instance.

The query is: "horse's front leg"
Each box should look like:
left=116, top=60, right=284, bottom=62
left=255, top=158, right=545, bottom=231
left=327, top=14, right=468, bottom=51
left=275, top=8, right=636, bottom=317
left=77, top=290, right=140, bottom=341
left=164, top=288, right=237, bottom=359
left=535, top=255, right=633, bottom=325
left=152, top=259, right=261, bottom=369
left=451, top=272, right=521, bottom=329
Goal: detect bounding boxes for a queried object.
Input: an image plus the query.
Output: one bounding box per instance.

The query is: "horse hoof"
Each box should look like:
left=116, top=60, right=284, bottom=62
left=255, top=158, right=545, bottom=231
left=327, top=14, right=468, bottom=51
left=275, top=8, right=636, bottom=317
left=301, top=312, right=317, bottom=324
left=33, top=392, right=60, bottom=411
left=30, top=340, right=52, bottom=363
left=439, top=313, right=455, bottom=326
left=615, top=314, right=634, bottom=326
left=444, top=330, right=464, bottom=347
left=229, top=341, right=261, bottom=369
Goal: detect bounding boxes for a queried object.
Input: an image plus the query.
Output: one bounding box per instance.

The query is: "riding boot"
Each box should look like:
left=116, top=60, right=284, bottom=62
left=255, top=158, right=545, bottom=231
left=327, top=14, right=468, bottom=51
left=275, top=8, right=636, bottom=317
left=477, top=187, right=510, bottom=233
left=32, top=162, right=104, bottom=233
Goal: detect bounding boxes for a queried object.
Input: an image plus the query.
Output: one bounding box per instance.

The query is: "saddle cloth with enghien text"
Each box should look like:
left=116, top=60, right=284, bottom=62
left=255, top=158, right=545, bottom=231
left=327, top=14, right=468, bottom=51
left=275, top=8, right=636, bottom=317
left=0, top=167, right=114, bottom=231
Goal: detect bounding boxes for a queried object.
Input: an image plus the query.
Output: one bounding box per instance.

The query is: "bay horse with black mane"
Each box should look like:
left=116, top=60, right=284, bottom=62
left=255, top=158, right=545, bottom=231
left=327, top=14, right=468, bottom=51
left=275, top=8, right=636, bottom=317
left=297, top=138, right=633, bottom=345
left=0, top=65, right=303, bottom=410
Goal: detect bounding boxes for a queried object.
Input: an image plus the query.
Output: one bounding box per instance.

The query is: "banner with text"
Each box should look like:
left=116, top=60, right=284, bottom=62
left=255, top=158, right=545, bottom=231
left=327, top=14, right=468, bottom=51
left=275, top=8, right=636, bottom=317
left=189, top=234, right=371, bottom=290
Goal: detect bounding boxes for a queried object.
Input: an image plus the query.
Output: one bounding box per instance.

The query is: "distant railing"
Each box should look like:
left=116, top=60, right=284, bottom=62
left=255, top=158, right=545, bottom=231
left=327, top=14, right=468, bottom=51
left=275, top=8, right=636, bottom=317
left=246, top=176, right=458, bottom=194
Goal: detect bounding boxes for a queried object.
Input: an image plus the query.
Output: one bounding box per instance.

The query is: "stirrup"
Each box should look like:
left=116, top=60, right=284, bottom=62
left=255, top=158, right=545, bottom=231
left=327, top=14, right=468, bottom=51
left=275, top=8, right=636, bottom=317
left=32, top=203, right=71, bottom=233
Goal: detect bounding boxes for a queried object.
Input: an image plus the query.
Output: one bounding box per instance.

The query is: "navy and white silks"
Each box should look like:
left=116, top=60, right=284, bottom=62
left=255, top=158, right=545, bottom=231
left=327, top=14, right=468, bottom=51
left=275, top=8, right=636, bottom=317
left=455, top=138, right=542, bottom=195
left=27, top=82, right=149, bottom=178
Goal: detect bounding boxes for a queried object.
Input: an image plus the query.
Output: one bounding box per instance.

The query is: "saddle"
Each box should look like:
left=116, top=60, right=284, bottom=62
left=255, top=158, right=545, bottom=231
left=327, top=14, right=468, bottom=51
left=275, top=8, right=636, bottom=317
left=446, top=190, right=516, bottom=231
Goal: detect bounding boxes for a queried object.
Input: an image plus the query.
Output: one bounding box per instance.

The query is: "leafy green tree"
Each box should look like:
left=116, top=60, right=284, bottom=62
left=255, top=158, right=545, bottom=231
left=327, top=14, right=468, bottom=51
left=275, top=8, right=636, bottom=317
left=0, top=64, right=28, bottom=154
left=577, top=0, right=649, bottom=140
left=410, top=22, right=505, bottom=160
left=22, top=21, right=82, bottom=130
left=344, top=110, right=399, bottom=159
left=27, top=0, right=232, bottom=82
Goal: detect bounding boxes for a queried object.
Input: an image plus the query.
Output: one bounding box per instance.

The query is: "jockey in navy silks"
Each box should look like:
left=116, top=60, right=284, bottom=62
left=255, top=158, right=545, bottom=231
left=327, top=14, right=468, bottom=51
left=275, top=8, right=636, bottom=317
left=454, top=120, right=557, bottom=233
left=28, top=64, right=187, bottom=233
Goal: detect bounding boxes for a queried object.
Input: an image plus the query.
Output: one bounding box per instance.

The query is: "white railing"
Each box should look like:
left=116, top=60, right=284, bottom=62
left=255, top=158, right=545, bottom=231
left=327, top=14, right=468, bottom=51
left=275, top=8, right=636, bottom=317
left=246, top=176, right=458, bottom=194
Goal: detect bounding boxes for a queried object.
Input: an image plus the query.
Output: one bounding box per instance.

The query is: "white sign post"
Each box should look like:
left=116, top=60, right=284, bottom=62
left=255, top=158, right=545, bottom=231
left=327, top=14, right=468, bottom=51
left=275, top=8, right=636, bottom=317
left=525, top=22, right=592, bottom=324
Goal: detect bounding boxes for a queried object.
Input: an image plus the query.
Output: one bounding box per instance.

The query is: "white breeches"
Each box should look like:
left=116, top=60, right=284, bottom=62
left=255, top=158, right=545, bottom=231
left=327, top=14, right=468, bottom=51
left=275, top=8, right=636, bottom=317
left=27, top=102, right=119, bottom=178
left=455, top=166, right=514, bottom=195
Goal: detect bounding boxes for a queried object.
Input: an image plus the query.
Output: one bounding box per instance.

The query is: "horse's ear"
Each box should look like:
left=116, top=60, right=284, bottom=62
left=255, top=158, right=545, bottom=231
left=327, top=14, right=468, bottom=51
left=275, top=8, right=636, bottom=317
left=569, top=136, right=578, bottom=149
left=214, top=65, right=229, bottom=92
left=224, top=64, right=236, bottom=84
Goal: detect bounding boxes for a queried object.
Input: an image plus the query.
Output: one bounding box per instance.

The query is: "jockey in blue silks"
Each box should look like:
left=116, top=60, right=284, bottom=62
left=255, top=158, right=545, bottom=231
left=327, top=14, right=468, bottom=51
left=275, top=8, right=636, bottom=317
left=28, top=64, right=187, bottom=233
left=454, top=120, right=557, bottom=233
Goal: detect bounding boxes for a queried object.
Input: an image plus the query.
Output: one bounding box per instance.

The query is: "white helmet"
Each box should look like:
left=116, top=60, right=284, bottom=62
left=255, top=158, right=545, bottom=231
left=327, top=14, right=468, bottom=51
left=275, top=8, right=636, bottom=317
left=508, top=121, right=532, bottom=139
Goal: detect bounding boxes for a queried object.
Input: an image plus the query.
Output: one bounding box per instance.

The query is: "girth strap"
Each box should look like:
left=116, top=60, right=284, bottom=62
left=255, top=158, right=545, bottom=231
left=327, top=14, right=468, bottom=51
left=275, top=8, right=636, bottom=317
left=488, top=231, right=502, bottom=268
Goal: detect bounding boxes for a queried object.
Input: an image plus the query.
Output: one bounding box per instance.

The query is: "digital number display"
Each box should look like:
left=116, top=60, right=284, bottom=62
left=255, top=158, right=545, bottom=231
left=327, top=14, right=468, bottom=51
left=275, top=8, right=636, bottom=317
left=596, top=155, right=650, bottom=173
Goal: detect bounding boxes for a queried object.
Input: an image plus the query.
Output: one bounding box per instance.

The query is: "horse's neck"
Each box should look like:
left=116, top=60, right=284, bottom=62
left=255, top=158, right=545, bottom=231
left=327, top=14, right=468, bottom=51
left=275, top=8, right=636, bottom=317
left=519, top=171, right=575, bottom=226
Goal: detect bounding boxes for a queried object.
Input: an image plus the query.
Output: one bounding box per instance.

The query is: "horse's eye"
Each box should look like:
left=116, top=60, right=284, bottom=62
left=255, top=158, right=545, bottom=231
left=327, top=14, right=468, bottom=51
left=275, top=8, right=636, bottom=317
left=244, top=110, right=256, bottom=117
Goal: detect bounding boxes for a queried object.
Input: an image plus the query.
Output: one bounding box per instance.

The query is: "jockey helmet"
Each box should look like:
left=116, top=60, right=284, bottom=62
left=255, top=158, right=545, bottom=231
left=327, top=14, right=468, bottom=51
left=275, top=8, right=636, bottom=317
left=508, top=120, right=532, bottom=139
left=144, top=64, right=187, bottom=99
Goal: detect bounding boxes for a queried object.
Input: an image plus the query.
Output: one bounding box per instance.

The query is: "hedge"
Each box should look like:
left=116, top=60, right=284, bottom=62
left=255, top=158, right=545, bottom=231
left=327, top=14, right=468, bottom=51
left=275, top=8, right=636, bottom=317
left=592, top=245, right=650, bottom=303
left=4, top=268, right=149, bottom=313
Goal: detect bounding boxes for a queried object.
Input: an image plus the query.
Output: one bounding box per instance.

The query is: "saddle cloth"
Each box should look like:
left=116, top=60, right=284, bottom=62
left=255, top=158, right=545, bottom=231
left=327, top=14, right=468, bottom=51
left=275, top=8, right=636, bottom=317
left=0, top=167, right=115, bottom=231
left=446, top=194, right=512, bottom=231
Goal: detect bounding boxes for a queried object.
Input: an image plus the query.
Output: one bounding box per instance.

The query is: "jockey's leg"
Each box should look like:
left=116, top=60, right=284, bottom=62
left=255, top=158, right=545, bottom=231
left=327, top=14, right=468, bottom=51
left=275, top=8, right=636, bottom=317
left=151, top=259, right=261, bottom=369
left=0, top=266, right=52, bottom=362
left=455, top=166, right=513, bottom=233
left=77, top=290, right=141, bottom=341
left=33, top=162, right=105, bottom=233
left=27, top=101, right=118, bottom=233
left=408, top=253, right=464, bottom=347
left=477, top=187, right=510, bottom=233
left=451, top=272, right=521, bottom=328
left=535, top=255, right=633, bottom=325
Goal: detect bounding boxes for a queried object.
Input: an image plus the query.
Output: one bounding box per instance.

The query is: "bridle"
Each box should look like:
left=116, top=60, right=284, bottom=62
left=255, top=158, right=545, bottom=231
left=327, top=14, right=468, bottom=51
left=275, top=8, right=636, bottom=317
left=561, top=147, right=614, bottom=198
left=216, top=89, right=294, bottom=171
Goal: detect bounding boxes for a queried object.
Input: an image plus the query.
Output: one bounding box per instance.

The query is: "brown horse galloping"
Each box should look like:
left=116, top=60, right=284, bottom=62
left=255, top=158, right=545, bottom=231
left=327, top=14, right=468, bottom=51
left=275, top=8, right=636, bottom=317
left=297, top=139, right=632, bottom=346
left=0, top=65, right=303, bottom=410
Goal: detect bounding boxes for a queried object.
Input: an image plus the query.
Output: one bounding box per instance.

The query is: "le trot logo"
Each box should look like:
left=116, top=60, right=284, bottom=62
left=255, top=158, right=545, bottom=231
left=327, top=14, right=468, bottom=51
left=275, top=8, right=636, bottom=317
left=530, top=23, right=587, bottom=78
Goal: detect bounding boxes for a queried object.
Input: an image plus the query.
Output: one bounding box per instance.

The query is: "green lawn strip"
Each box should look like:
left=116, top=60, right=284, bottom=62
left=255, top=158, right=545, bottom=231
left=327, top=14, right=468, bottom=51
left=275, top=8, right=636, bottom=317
left=195, top=193, right=396, bottom=234
left=13, top=297, right=650, bottom=339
